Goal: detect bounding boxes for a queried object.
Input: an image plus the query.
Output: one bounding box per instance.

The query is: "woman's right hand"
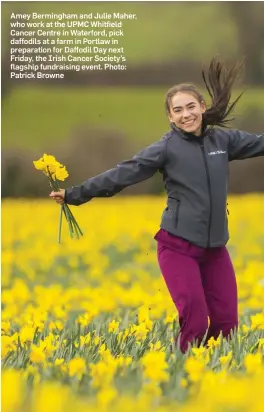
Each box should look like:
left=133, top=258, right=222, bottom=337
left=49, top=189, right=65, bottom=205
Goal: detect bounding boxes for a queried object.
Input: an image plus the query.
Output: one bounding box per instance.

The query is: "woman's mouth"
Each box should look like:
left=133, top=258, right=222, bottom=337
left=182, top=119, right=196, bottom=126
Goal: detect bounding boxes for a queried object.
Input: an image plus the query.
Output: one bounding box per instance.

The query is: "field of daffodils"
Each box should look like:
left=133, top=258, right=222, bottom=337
left=2, top=195, right=264, bottom=412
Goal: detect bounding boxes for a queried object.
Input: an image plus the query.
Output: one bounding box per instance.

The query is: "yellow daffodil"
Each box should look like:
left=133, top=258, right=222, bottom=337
left=184, top=357, right=205, bottom=382
left=90, top=360, right=117, bottom=388
left=1, top=336, right=17, bottom=359
left=192, top=346, right=207, bottom=359
left=244, top=353, right=262, bottom=374
left=141, top=351, right=169, bottom=382
left=80, top=333, right=91, bottom=348
left=33, top=153, right=82, bottom=242
left=30, top=345, right=46, bottom=364
left=219, top=351, right=233, bottom=367
left=96, top=385, right=118, bottom=408
left=55, top=358, right=65, bottom=366
left=108, top=319, right=120, bottom=333
left=19, top=326, right=36, bottom=344
left=54, top=166, right=69, bottom=181
left=250, top=312, right=264, bottom=330
left=68, top=357, right=86, bottom=379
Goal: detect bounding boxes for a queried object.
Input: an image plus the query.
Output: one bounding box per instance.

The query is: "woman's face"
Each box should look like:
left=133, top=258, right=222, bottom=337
left=168, top=92, right=206, bottom=136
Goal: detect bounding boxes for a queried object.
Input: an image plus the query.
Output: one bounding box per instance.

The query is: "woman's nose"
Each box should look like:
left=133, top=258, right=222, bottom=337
left=182, top=109, right=190, bottom=118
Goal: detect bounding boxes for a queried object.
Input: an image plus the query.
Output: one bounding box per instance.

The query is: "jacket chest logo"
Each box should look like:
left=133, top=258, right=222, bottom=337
left=208, top=150, right=226, bottom=156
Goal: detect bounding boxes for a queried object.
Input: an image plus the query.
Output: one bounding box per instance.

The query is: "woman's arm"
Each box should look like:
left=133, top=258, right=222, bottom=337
left=62, top=138, right=167, bottom=206
left=228, top=129, right=264, bottom=161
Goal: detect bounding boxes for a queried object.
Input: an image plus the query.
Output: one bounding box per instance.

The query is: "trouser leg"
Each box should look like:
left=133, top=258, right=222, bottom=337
left=200, top=246, right=238, bottom=343
left=157, top=243, right=209, bottom=353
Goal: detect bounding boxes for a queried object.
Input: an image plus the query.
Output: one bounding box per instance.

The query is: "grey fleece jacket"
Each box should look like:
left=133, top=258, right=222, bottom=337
left=65, top=124, right=264, bottom=248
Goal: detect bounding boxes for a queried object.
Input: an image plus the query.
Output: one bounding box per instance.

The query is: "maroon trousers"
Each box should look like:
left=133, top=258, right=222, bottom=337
left=155, top=229, right=238, bottom=353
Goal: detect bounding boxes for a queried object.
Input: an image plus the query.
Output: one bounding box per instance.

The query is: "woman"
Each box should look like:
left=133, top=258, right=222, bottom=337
left=50, top=58, right=264, bottom=353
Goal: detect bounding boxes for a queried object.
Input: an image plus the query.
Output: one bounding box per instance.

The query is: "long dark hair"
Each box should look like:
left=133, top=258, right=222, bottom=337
left=165, top=58, right=245, bottom=128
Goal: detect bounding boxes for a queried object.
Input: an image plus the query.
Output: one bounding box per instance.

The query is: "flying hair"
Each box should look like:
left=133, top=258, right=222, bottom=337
left=165, top=57, right=245, bottom=129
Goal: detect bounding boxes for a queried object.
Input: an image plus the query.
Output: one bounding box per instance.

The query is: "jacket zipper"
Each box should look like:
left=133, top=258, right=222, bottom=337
left=227, top=203, right=230, bottom=215
left=198, top=139, right=212, bottom=248
left=175, top=199, right=180, bottom=227
left=168, top=196, right=180, bottom=227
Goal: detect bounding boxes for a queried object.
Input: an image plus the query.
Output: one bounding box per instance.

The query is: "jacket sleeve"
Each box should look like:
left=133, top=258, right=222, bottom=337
left=228, top=129, right=264, bottom=161
left=64, top=138, right=167, bottom=206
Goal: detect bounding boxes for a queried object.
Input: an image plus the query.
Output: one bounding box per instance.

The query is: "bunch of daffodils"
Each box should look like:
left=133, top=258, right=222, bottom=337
left=33, top=154, right=83, bottom=243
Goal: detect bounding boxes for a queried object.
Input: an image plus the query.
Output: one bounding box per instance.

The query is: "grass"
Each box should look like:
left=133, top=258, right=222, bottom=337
left=2, top=86, right=264, bottom=150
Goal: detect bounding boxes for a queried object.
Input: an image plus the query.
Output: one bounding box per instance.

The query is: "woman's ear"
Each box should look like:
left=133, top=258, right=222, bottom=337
left=201, top=101, right=207, bottom=113
left=167, top=107, right=173, bottom=122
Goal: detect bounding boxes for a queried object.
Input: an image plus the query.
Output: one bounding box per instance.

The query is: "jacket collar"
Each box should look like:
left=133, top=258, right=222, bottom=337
left=170, top=121, right=212, bottom=141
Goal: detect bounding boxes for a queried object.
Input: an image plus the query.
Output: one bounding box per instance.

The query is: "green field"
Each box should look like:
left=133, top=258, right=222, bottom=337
left=2, top=2, right=237, bottom=63
left=3, top=2, right=262, bottom=152
left=2, top=86, right=264, bottom=150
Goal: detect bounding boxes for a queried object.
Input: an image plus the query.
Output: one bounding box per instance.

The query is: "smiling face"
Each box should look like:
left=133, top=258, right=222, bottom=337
left=168, top=92, right=206, bottom=136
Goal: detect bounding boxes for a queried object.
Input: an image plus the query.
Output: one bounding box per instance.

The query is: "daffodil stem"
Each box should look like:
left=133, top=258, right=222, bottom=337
left=62, top=204, right=69, bottom=222
left=67, top=207, right=84, bottom=236
left=47, top=173, right=83, bottom=240
left=64, top=205, right=74, bottom=238
left=62, top=205, right=73, bottom=238
left=58, top=205, right=63, bottom=244
left=66, top=206, right=80, bottom=239
left=72, top=215, right=82, bottom=238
